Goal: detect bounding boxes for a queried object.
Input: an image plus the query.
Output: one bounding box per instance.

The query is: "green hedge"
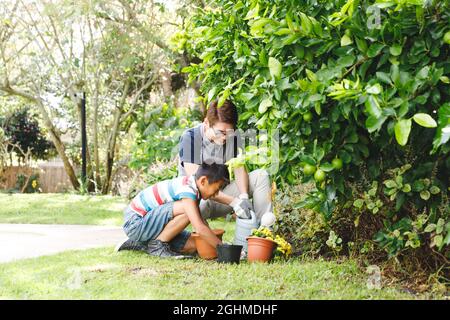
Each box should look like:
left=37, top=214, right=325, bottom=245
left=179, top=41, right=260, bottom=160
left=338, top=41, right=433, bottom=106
left=179, top=0, right=449, bottom=275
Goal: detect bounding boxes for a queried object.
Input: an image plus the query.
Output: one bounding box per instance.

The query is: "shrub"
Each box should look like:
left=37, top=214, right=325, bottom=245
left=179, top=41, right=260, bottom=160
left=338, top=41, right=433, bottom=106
left=126, top=159, right=179, bottom=200
left=129, top=103, right=202, bottom=170
left=181, top=0, right=449, bottom=276
left=16, top=173, right=40, bottom=193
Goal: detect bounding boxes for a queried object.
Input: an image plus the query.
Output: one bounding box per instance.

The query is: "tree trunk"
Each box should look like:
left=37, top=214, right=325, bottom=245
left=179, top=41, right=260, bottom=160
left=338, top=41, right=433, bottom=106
left=0, top=86, right=80, bottom=190
left=92, top=79, right=102, bottom=191
left=101, top=106, right=123, bottom=194
left=36, top=100, right=80, bottom=190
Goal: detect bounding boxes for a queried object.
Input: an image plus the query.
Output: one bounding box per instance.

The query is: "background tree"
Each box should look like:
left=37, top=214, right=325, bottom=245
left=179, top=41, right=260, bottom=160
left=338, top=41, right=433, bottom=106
left=0, top=0, right=182, bottom=193
left=1, top=108, right=55, bottom=164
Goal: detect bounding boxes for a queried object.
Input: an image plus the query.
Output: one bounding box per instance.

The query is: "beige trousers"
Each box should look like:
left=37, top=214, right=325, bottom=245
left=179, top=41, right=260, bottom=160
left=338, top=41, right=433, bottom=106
left=199, top=169, right=272, bottom=220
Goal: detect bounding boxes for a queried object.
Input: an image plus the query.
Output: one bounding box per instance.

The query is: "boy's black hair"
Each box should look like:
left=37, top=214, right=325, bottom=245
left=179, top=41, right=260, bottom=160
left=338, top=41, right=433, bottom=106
left=195, top=163, right=230, bottom=185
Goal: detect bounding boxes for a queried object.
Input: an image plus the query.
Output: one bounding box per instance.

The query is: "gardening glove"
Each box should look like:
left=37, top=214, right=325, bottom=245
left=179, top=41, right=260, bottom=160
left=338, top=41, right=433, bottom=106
left=230, top=193, right=252, bottom=219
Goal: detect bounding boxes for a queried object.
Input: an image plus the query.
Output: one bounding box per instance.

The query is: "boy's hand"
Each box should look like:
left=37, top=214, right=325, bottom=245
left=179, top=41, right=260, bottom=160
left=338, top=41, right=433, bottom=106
left=182, top=198, right=221, bottom=247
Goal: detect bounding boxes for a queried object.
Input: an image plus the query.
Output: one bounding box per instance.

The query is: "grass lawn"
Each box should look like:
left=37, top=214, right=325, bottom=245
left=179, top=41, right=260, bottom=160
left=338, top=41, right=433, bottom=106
left=0, top=248, right=438, bottom=300
left=0, top=193, right=126, bottom=226
left=0, top=193, right=444, bottom=299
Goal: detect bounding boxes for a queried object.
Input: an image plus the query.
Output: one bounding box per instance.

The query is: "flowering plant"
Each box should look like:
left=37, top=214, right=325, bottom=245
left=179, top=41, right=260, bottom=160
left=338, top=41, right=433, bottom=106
left=251, top=226, right=292, bottom=259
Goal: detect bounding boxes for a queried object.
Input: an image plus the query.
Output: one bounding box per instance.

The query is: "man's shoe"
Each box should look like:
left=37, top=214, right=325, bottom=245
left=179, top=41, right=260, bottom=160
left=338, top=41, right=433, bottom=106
left=147, top=239, right=191, bottom=259
left=115, top=238, right=148, bottom=252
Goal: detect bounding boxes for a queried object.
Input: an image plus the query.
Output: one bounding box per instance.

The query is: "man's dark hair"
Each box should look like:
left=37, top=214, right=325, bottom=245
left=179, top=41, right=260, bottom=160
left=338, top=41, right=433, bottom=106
left=206, top=99, right=238, bottom=128
left=195, top=163, right=230, bottom=185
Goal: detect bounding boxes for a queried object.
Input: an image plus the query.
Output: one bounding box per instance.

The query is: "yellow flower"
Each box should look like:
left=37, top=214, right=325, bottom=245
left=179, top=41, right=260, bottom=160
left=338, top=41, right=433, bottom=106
left=31, top=180, right=37, bottom=189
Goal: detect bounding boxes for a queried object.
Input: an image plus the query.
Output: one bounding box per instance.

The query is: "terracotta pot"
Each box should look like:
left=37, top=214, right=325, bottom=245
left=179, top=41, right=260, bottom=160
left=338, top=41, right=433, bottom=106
left=246, top=236, right=277, bottom=263
left=192, top=229, right=225, bottom=260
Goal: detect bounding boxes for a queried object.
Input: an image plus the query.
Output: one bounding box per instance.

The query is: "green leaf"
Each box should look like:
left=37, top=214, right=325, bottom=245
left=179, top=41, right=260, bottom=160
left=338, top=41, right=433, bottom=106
left=366, top=83, right=383, bottom=95
left=244, top=4, right=259, bottom=20
left=436, top=218, right=445, bottom=234
left=420, top=190, right=430, bottom=201
left=432, top=235, right=443, bottom=249
left=355, top=37, right=367, bottom=53
left=432, top=103, right=450, bottom=153
left=366, top=116, right=386, bottom=133
left=424, top=224, right=436, bottom=233
left=305, top=69, right=317, bottom=82
left=353, top=199, right=364, bottom=209
left=341, top=34, right=353, bottom=46
left=299, top=13, right=312, bottom=35
left=384, top=180, right=397, bottom=188
left=389, top=44, right=403, bottom=56
left=365, top=95, right=382, bottom=118
left=367, top=43, right=385, bottom=58
left=207, top=87, right=217, bottom=102
left=444, top=232, right=450, bottom=246
left=402, top=184, right=411, bottom=193
left=394, top=119, right=412, bottom=146
left=319, top=162, right=335, bottom=172
left=412, top=113, right=437, bottom=128
left=218, top=89, right=230, bottom=107
left=429, top=186, right=440, bottom=195
left=258, top=98, right=273, bottom=114
left=268, top=57, right=282, bottom=79
left=376, top=72, right=392, bottom=85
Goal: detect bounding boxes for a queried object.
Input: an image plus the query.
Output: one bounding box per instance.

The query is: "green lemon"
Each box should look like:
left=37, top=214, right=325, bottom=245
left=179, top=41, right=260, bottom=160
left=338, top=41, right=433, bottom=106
left=314, top=169, right=326, bottom=182
left=444, top=31, right=450, bottom=45
left=332, top=158, right=343, bottom=170
left=303, top=111, right=313, bottom=122
left=303, top=164, right=317, bottom=176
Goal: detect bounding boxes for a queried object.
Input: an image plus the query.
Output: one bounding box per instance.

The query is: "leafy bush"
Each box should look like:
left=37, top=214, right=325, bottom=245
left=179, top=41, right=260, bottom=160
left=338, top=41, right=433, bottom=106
left=1, top=108, right=55, bottom=161
left=129, top=103, right=202, bottom=170
left=126, top=159, right=179, bottom=200
left=16, top=173, right=40, bottom=193
left=181, top=0, right=449, bottom=275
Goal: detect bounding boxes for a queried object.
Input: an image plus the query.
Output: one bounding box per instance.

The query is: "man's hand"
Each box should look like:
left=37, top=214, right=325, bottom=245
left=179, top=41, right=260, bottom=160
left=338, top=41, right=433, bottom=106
left=230, top=193, right=253, bottom=219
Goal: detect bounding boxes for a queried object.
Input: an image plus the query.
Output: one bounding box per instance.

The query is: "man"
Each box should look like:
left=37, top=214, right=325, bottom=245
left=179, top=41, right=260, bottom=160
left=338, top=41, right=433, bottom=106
left=178, top=99, right=273, bottom=225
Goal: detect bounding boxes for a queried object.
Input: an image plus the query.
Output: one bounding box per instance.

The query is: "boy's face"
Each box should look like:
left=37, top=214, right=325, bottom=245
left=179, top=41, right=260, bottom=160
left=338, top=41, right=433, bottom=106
left=197, top=176, right=224, bottom=200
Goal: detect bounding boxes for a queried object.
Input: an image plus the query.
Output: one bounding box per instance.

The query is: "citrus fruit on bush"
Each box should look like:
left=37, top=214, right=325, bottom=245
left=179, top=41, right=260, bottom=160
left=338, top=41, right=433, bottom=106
left=332, top=158, right=343, bottom=170
left=303, top=111, right=313, bottom=122
left=444, top=31, right=450, bottom=45
left=314, top=169, right=326, bottom=182
left=303, top=164, right=316, bottom=175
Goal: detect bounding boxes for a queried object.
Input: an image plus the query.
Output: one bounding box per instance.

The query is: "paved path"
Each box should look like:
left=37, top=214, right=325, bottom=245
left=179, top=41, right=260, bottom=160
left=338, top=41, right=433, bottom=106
left=0, top=224, right=127, bottom=263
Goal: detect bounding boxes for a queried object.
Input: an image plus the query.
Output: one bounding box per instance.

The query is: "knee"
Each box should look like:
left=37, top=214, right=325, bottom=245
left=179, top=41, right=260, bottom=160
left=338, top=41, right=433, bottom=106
left=251, top=169, right=270, bottom=185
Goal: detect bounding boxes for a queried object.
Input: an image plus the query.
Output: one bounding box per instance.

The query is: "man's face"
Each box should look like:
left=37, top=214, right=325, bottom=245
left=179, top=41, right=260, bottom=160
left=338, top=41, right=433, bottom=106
left=197, top=177, right=223, bottom=200
left=204, top=120, right=235, bottom=145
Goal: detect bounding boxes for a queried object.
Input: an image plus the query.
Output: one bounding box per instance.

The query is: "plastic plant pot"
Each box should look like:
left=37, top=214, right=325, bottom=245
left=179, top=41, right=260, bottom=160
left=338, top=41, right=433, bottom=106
left=192, top=229, right=225, bottom=260
left=217, top=244, right=243, bottom=264
left=246, top=236, right=277, bottom=263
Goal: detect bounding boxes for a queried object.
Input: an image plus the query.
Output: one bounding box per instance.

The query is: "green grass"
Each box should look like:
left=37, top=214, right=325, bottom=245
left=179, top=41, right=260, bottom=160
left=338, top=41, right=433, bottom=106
left=0, top=193, right=126, bottom=226
left=0, top=193, right=444, bottom=300
left=0, top=248, right=438, bottom=300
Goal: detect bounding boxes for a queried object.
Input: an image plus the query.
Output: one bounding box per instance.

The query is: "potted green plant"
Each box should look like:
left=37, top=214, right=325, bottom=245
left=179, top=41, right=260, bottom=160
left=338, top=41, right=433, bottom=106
left=246, top=227, right=292, bottom=263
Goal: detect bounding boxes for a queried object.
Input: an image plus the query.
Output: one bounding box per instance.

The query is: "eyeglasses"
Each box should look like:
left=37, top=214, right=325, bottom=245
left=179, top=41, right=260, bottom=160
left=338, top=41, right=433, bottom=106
left=212, top=127, right=235, bottom=138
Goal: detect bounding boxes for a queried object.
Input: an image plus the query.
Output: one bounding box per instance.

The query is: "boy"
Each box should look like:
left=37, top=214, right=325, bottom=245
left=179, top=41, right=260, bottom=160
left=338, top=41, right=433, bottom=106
left=115, top=163, right=229, bottom=259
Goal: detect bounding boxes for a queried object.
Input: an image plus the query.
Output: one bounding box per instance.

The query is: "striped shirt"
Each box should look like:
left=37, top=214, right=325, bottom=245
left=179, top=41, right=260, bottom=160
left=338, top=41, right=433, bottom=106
left=129, top=175, right=200, bottom=217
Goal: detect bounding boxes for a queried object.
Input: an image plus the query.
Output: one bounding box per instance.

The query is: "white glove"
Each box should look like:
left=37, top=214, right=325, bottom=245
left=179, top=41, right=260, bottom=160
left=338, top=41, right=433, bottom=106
left=260, top=212, right=276, bottom=228
left=230, top=193, right=252, bottom=219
